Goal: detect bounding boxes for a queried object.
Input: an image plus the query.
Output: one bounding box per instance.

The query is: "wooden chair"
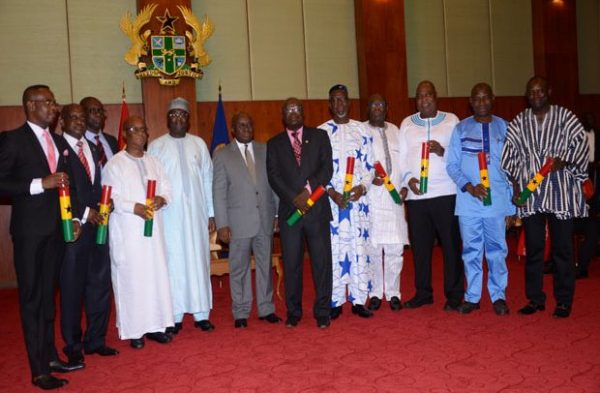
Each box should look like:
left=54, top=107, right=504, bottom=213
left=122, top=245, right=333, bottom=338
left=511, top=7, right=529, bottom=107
left=209, top=231, right=283, bottom=299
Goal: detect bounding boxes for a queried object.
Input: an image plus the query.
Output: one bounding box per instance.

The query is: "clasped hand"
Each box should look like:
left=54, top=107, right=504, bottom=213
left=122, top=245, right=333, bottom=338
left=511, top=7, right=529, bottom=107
left=134, top=196, right=167, bottom=220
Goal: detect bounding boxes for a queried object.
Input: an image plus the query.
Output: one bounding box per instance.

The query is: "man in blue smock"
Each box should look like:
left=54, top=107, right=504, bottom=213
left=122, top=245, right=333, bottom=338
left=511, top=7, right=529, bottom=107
left=446, top=83, right=515, bottom=315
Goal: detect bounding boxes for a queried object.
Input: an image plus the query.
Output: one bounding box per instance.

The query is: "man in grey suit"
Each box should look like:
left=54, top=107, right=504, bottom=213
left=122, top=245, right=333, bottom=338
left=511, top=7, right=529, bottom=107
left=213, top=112, right=282, bottom=328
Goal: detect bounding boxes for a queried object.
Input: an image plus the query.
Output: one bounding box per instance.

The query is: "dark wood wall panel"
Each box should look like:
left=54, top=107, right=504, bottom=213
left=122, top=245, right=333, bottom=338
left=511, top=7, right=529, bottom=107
left=193, top=99, right=360, bottom=144
left=354, top=0, right=409, bottom=126
left=532, top=0, right=579, bottom=110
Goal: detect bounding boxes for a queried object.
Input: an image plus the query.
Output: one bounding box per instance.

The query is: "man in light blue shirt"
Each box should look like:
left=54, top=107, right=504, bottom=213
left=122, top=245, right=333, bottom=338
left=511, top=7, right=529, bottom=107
left=446, top=83, right=515, bottom=316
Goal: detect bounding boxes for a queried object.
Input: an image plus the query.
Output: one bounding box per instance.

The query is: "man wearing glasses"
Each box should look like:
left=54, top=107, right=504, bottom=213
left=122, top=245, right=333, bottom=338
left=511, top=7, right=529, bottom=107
left=0, top=85, right=83, bottom=390
left=103, top=115, right=174, bottom=348
left=81, top=97, right=119, bottom=165
left=148, top=97, right=216, bottom=334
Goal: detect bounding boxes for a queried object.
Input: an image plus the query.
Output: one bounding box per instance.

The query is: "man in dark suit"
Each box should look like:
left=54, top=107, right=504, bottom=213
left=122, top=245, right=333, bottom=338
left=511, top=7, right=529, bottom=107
left=81, top=97, right=119, bottom=164
left=58, top=104, right=118, bottom=367
left=267, top=97, right=334, bottom=329
left=0, top=85, right=82, bottom=390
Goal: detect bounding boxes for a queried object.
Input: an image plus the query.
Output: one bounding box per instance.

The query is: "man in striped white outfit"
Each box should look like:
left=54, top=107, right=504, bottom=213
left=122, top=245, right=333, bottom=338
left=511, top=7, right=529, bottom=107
left=501, top=76, right=588, bottom=319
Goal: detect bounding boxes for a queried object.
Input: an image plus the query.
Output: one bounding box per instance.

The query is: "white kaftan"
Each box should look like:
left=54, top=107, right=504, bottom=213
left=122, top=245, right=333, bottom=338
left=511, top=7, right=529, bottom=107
left=103, top=151, right=174, bottom=339
left=147, top=134, right=214, bottom=321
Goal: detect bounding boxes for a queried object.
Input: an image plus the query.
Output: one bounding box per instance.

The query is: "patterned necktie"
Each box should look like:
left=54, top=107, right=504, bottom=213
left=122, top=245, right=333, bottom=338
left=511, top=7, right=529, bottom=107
left=244, top=144, right=256, bottom=183
left=292, top=132, right=302, bottom=166
left=95, top=135, right=107, bottom=166
left=379, top=127, right=392, bottom=175
left=42, top=130, right=57, bottom=173
left=76, top=141, right=92, bottom=181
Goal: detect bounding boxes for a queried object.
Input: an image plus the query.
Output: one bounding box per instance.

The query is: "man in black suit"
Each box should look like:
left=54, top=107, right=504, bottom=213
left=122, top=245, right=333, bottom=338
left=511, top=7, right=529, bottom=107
left=58, top=104, right=118, bottom=367
left=0, top=85, right=82, bottom=390
left=267, top=97, right=334, bottom=329
left=81, top=97, right=119, bottom=164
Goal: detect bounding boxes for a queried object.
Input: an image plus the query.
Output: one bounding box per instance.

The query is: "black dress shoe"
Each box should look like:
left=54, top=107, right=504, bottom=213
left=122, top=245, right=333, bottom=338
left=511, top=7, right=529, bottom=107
left=85, top=345, right=119, bottom=356
left=166, top=322, right=183, bottom=336
left=351, top=304, right=374, bottom=318
left=130, top=338, right=145, bottom=349
left=146, top=332, right=172, bottom=344
left=443, top=300, right=461, bottom=312
left=65, top=351, right=84, bottom=363
left=493, top=299, right=510, bottom=316
left=49, top=359, right=85, bottom=373
left=330, top=306, right=343, bottom=320
left=316, top=316, right=330, bottom=329
left=457, top=301, right=480, bottom=314
left=368, top=296, right=381, bottom=311
left=259, top=313, right=282, bottom=323
left=194, top=319, right=215, bottom=331
left=552, top=304, right=571, bottom=319
left=390, top=296, right=402, bottom=311
left=32, top=374, right=68, bottom=390
left=234, top=318, right=248, bottom=328
left=285, top=316, right=300, bottom=328
left=518, top=302, right=545, bottom=315
left=403, top=297, right=434, bottom=309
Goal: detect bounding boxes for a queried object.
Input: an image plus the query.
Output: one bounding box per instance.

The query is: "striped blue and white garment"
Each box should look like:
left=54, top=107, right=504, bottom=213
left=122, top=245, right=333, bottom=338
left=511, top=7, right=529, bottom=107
left=501, top=105, right=588, bottom=219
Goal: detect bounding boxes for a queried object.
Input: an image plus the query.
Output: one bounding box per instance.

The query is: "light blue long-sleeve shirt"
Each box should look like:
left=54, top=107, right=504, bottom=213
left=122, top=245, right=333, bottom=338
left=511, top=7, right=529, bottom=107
left=446, top=116, right=515, bottom=218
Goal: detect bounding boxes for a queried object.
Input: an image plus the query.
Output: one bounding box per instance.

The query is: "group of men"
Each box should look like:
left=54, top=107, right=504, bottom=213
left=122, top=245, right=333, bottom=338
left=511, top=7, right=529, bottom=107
left=0, top=75, right=589, bottom=390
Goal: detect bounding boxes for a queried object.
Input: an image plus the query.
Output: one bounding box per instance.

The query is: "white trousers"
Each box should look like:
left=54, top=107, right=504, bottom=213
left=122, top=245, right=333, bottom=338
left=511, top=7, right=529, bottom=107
left=368, top=243, right=404, bottom=300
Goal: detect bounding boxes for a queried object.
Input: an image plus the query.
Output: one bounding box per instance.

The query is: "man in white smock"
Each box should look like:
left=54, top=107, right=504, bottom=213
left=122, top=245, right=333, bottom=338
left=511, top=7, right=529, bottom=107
left=363, top=94, right=409, bottom=312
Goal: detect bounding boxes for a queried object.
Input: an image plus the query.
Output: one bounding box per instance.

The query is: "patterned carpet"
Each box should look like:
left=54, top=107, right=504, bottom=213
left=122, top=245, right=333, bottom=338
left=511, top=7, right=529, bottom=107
left=1, top=241, right=599, bottom=392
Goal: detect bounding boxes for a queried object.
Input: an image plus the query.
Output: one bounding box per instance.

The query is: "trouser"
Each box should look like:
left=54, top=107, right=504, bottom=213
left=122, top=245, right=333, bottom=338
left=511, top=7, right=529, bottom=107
left=368, top=243, right=404, bottom=300
left=405, top=195, right=464, bottom=302
left=228, top=233, right=275, bottom=319
left=523, top=213, right=575, bottom=306
left=459, top=215, right=508, bottom=303
left=13, top=234, right=64, bottom=377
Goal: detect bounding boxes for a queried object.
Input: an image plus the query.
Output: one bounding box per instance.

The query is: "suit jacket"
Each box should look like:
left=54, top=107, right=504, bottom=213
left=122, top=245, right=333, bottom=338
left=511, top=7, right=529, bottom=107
left=86, top=131, right=118, bottom=157
left=267, top=127, right=333, bottom=223
left=103, top=132, right=119, bottom=154
left=0, top=123, right=76, bottom=237
left=213, top=141, right=277, bottom=239
left=61, top=136, right=102, bottom=227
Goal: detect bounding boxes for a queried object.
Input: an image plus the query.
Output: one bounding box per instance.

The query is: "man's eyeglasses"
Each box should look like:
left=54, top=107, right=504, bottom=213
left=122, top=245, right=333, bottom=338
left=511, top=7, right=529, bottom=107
left=168, top=111, right=189, bottom=119
left=87, top=108, right=105, bottom=115
left=126, top=126, right=148, bottom=134
left=30, top=99, right=58, bottom=107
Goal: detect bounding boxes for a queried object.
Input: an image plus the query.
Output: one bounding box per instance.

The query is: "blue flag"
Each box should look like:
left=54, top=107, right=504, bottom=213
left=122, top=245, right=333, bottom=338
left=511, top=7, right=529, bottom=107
left=210, top=91, right=229, bottom=154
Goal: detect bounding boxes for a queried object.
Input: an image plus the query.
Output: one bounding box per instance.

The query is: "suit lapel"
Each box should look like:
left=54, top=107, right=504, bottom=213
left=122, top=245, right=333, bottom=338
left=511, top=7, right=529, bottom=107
left=22, top=124, right=53, bottom=173
left=280, top=131, right=301, bottom=170
left=229, top=142, right=254, bottom=184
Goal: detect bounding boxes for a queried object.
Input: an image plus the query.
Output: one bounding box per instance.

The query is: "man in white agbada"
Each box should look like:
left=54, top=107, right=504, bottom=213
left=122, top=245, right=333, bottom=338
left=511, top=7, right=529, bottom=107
left=147, top=97, right=216, bottom=334
left=363, top=95, right=409, bottom=312
left=319, top=84, right=375, bottom=320
left=103, top=115, right=174, bottom=349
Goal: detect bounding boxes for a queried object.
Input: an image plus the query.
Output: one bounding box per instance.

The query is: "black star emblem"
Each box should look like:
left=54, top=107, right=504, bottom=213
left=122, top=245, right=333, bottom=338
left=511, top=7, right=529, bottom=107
left=421, top=166, right=426, bottom=171
left=532, top=179, right=538, bottom=185
left=157, top=9, right=178, bottom=34
left=66, top=205, right=72, bottom=213
left=482, top=176, right=487, bottom=181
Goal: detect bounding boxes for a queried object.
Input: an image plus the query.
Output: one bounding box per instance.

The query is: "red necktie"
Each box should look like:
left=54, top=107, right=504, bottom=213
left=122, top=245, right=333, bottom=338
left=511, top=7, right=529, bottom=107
left=95, top=135, right=107, bottom=166
left=292, top=132, right=301, bottom=166
left=77, top=141, right=92, bottom=181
